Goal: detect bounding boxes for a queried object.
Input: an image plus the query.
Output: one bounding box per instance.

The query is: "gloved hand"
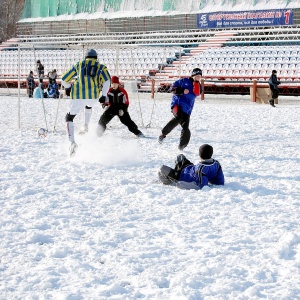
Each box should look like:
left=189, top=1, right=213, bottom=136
left=118, top=109, right=124, bottom=116
left=99, top=95, right=106, bottom=103
left=65, top=87, right=71, bottom=96
left=171, top=87, right=184, bottom=95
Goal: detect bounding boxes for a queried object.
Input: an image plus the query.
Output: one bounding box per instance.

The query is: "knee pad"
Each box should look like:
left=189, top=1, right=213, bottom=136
left=65, top=113, right=76, bottom=122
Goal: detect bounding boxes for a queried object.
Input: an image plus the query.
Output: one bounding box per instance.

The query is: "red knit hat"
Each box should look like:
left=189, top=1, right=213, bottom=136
left=111, top=76, right=120, bottom=84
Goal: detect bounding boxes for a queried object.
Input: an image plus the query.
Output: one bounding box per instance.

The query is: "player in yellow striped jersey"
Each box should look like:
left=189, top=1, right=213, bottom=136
left=62, top=49, right=111, bottom=156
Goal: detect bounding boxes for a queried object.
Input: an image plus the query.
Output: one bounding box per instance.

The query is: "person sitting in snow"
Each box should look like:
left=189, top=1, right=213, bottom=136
left=158, top=144, right=224, bottom=189
left=98, top=76, right=144, bottom=138
left=33, top=83, right=47, bottom=98
left=47, top=82, right=60, bottom=98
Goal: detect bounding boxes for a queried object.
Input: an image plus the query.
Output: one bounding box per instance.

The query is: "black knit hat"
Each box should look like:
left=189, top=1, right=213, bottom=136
left=199, top=144, right=213, bottom=159
left=192, top=68, right=202, bottom=76
left=272, top=70, right=277, bottom=74
left=85, top=49, right=97, bottom=59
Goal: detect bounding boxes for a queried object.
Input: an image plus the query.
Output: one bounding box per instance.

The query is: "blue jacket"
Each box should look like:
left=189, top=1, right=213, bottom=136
left=33, top=86, right=44, bottom=98
left=269, top=74, right=280, bottom=90
left=179, top=159, right=224, bottom=189
left=47, top=83, right=59, bottom=98
left=170, top=77, right=201, bottom=115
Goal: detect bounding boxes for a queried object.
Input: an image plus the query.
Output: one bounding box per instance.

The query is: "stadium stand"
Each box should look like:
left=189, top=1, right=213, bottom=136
left=1, top=0, right=300, bottom=99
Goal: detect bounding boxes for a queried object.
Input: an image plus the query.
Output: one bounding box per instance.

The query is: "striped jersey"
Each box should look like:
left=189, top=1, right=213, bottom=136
left=62, top=58, right=111, bottom=99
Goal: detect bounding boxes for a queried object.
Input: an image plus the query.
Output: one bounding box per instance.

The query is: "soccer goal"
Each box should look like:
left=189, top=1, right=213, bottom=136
left=1, top=43, right=186, bottom=132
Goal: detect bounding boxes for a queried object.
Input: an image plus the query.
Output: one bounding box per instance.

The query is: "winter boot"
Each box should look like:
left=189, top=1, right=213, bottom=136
left=79, top=124, right=89, bottom=134
left=69, top=142, right=78, bottom=157
left=158, top=134, right=166, bottom=144
left=137, top=131, right=145, bottom=138
left=158, top=165, right=178, bottom=185
left=269, top=99, right=276, bottom=107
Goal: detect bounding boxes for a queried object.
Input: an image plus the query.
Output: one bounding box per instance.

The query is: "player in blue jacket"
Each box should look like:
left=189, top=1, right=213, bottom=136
left=158, top=68, right=202, bottom=150
left=158, top=144, right=224, bottom=190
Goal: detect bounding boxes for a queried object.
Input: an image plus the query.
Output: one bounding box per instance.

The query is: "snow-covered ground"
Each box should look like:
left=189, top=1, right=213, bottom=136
left=1, top=91, right=300, bottom=299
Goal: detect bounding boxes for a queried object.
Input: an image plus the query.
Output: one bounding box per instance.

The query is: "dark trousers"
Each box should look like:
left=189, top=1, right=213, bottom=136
left=98, top=106, right=140, bottom=136
left=162, top=111, right=191, bottom=149
left=270, top=89, right=279, bottom=99
left=158, top=154, right=193, bottom=185
left=28, top=87, right=34, bottom=98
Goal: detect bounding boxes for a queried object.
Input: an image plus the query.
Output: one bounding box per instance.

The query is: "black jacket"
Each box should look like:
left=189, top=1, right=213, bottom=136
left=269, top=74, right=280, bottom=90
left=26, top=75, right=35, bottom=88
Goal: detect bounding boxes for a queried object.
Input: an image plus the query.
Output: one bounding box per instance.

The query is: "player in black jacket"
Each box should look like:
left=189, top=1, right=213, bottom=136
left=268, top=70, right=281, bottom=107
left=98, top=76, right=144, bottom=138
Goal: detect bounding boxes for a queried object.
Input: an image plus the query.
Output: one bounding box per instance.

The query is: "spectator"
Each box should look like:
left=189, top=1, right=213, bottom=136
left=48, top=69, right=58, bottom=84
left=61, top=49, right=111, bottom=157
left=33, top=83, right=46, bottom=98
left=158, top=144, right=224, bottom=189
left=26, top=70, right=35, bottom=98
left=268, top=69, right=281, bottom=107
left=36, top=60, right=44, bottom=83
left=98, top=76, right=144, bottom=138
left=158, top=68, right=202, bottom=150
left=47, top=81, right=59, bottom=98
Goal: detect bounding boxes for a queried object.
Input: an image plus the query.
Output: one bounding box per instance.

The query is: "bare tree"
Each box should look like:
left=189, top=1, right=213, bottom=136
left=0, top=0, right=25, bottom=43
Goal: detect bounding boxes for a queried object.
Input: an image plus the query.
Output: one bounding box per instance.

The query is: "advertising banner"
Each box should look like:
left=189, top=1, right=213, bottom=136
left=197, top=9, right=293, bottom=29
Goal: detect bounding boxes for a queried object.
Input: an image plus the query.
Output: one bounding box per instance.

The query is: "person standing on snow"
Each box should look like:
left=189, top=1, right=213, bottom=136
left=98, top=76, right=144, bottom=138
left=33, top=83, right=46, bottom=98
left=48, top=69, right=58, bottom=84
left=158, top=68, right=202, bottom=150
left=61, top=49, right=111, bottom=156
left=26, top=71, right=35, bottom=98
left=158, top=144, right=224, bottom=189
left=36, top=60, right=44, bottom=83
left=268, top=69, right=281, bottom=107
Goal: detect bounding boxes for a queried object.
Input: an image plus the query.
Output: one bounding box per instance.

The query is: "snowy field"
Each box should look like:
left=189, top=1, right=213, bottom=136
left=0, top=91, right=300, bottom=299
